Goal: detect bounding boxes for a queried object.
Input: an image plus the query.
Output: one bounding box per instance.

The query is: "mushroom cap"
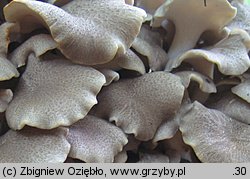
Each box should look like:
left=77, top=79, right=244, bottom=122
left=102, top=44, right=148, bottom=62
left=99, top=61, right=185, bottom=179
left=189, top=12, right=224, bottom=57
left=175, top=71, right=216, bottom=93
left=153, top=0, right=236, bottom=65
left=208, top=92, right=250, bottom=124
left=67, top=115, right=128, bottom=163
left=0, top=22, right=19, bottom=80
left=136, top=0, right=165, bottom=15
left=125, top=0, right=134, bottom=5
left=94, top=49, right=146, bottom=75
left=4, top=0, right=146, bottom=65
left=132, top=25, right=168, bottom=71
left=163, top=130, right=195, bottom=163
left=152, top=117, right=179, bottom=144
left=135, top=0, right=165, bottom=21
left=153, top=92, right=191, bottom=143
left=180, top=101, right=250, bottom=162
left=228, top=0, right=250, bottom=34
left=98, top=69, right=120, bottom=86
left=168, top=33, right=250, bottom=77
left=10, top=34, right=58, bottom=68
left=91, top=72, right=184, bottom=141
left=0, top=89, right=12, bottom=113
left=0, top=127, right=70, bottom=163
left=232, top=78, right=250, bottom=103
left=46, top=0, right=72, bottom=6
left=114, top=151, right=128, bottom=163
left=6, top=53, right=106, bottom=130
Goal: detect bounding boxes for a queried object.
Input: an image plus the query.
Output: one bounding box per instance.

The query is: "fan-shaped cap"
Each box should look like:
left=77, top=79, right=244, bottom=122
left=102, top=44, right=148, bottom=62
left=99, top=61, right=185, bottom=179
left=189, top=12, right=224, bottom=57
left=46, top=0, right=72, bottom=6
left=114, top=151, right=128, bottom=163
left=135, top=0, right=165, bottom=21
left=175, top=71, right=216, bottom=93
left=180, top=101, right=250, bottom=162
left=4, top=0, right=146, bottom=65
left=232, top=78, right=250, bottom=103
left=10, top=34, right=58, bottom=68
left=92, top=72, right=185, bottom=141
left=0, top=22, right=19, bottom=80
left=136, top=0, right=164, bottom=14
left=163, top=130, right=195, bottom=163
left=152, top=0, right=236, bottom=68
left=132, top=25, right=168, bottom=71
left=6, top=54, right=106, bottom=130
left=0, top=89, right=12, bottom=112
left=94, top=49, right=146, bottom=75
left=152, top=118, right=179, bottom=144
left=152, top=92, right=191, bottom=144
left=228, top=0, right=250, bottom=34
left=168, top=33, right=250, bottom=77
left=0, top=127, right=70, bottom=163
left=125, top=0, right=134, bottom=5
left=98, top=69, right=120, bottom=86
left=209, top=92, right=250, bottom=124
left=67, top=115, right=128, bottom=163
left=123, top=135, right=141, bottom=152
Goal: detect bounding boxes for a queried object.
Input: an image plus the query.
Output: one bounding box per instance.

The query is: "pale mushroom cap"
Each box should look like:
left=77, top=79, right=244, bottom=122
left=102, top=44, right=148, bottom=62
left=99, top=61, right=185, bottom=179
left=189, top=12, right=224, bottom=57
left=67, top=115, right=128, bottom=163
left=229, top=0, right=250, bottom=34
left=4, top=0, right=146, bottom=65
left=10, top=34, right=58, bottom=68
left=0, top=56, right=19, bottom=80
left=46, top=0, right=72, bottom=6
left=153, top=93, right=191, bottom=143
left=94, top=49, right=146, bottom=75
left=180, top=101, right=250, bottom=163
left=208, top=92, right=250, bottom=124
left=152, top=117, right=179, bottom=144
left=136, top=0, right=165, bottom=15
left=98, top=69, right=120, bottom=86
left=170, top=34, right=250, bottom=76
left=0, top=89, right=13, bottom=113
left=114, top=151, right=128, bottom=163
left=132, top=25, right=168, bottom=71
left=232, top=79, right=250, bottom=103
left=92, top=72, right=184, bottom=141
left=0, top=22, right=19, bottom=80
left=125, top=0, right=134, bottom=5
left=6, top=54, right=106, bottom=130
left=0, top=127, right=70, bottom=163
left=163, top=130, right=194, bottom=162
left=136, top=0, right=165, bottom=21
left=175, top=71, right=216, bottom=93
left=153, top=0, right=236, bottom=68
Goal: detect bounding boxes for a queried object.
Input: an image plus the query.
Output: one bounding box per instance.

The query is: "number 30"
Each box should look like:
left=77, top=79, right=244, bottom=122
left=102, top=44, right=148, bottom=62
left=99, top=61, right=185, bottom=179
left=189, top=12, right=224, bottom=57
left=234, top=167, right=246, bottom=175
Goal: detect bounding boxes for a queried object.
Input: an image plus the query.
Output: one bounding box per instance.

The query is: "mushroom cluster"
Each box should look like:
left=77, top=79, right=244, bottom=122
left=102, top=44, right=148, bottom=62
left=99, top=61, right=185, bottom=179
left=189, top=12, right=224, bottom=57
left=0, top=0, right=250, bottom=163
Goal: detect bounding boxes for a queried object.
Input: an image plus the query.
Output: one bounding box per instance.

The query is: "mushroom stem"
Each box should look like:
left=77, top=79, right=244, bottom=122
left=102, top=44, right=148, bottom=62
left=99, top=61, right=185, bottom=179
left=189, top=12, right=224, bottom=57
left=165, top=26, right=202, bottom=71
